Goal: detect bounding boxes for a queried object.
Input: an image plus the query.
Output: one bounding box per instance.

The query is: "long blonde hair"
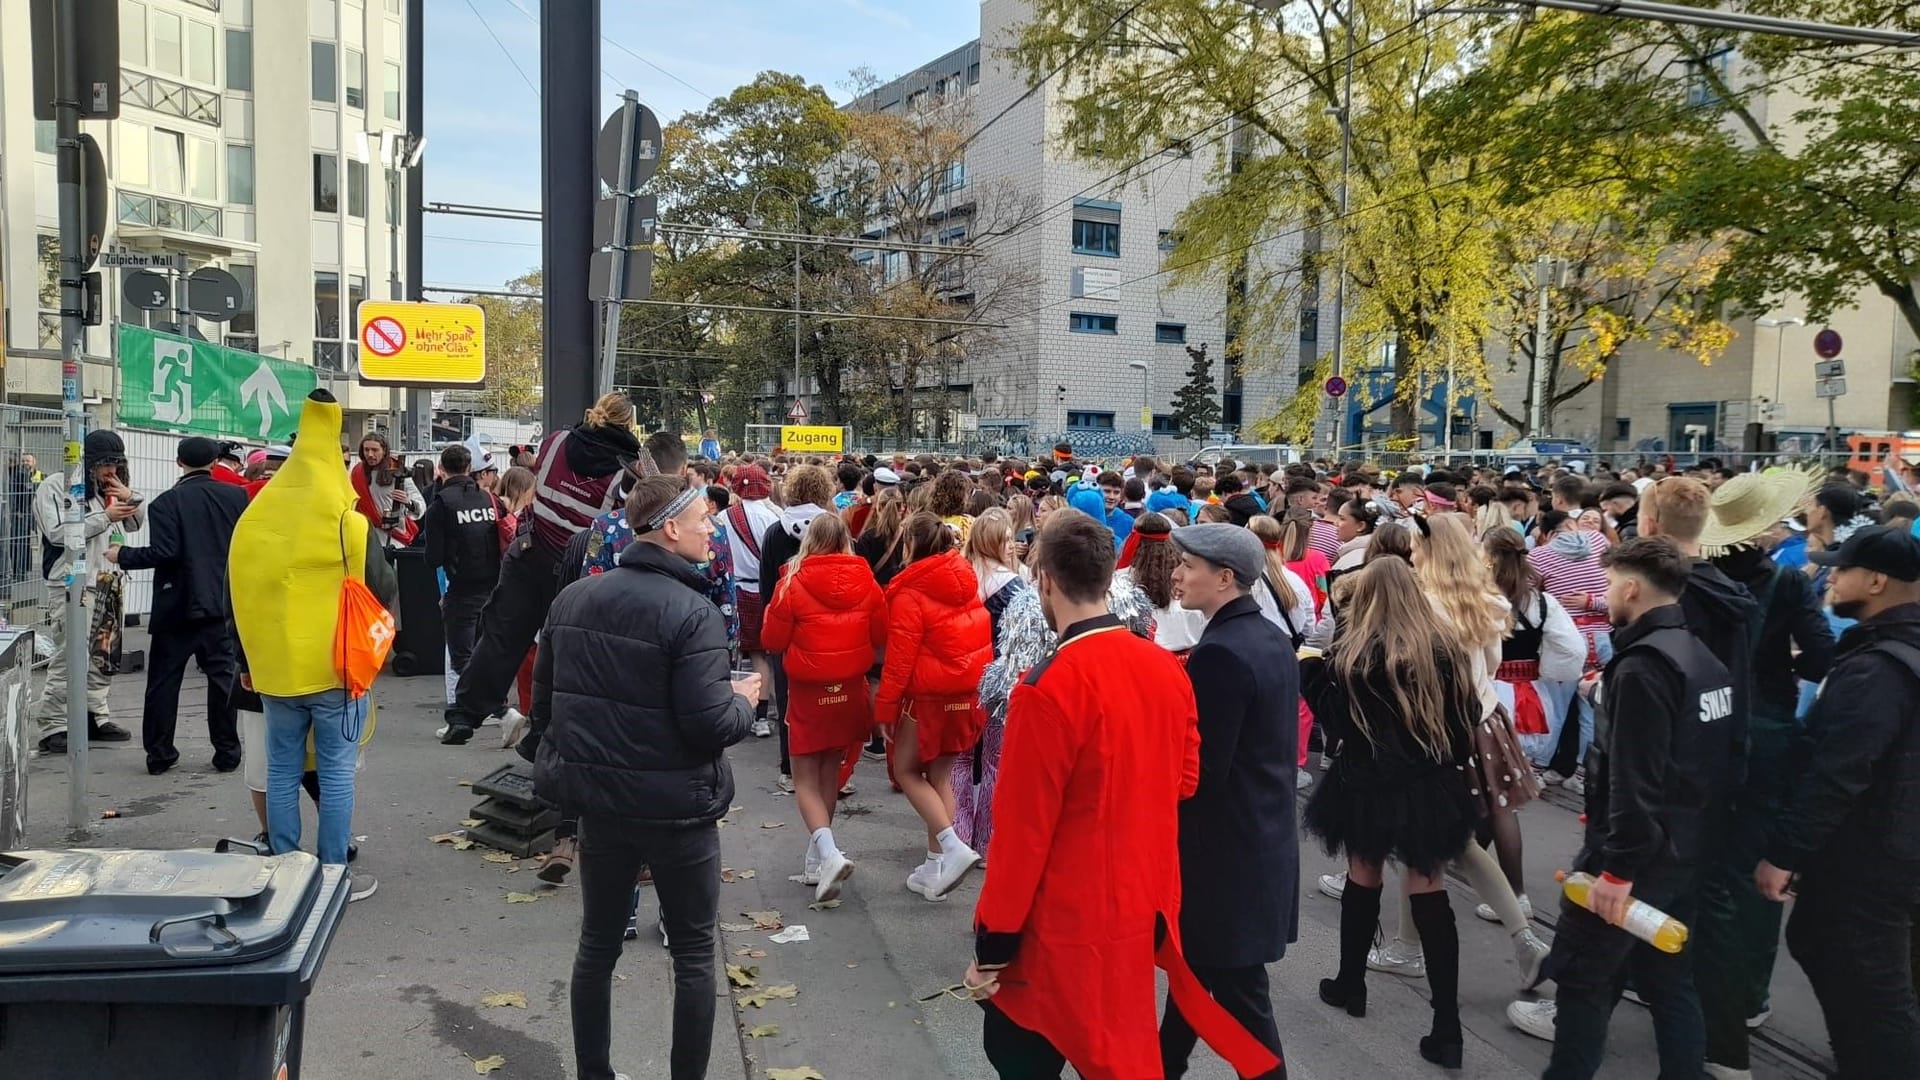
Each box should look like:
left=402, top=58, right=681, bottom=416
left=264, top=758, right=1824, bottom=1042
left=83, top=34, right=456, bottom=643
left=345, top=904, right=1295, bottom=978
left=1415, top=513, right=1510, bottom=647
left=1247, top=515, right=1301, bottom=611
left=966, top=508, right=1020, bottom=585
left=582, top=391, right=635, bottom=429
left=1333, top=557, right=1478, bottom=762
left=1005, top=493, right=1034, bottom=537
left=788, top=511, right=852, bottom=581
left=1475, top=500, right=1515, bottom=540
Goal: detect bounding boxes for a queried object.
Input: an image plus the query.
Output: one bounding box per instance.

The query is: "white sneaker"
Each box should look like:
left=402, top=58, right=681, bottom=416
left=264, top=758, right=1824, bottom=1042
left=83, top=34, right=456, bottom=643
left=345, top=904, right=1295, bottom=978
left=479, top=711, right=503, bottom=728
left=1507, top=998, right=1556, bottom=1042
left=1477, top=893, right=1534, bottom=923
left=1367, top=939, right=1425, bottom=978
left=1514, top=927, right=1550, bottom=991
left=1746, top=1008, right=1771, bottom=1030
left=814, top=851, right=854, bottom=904
left=1563, top=772, right=1586, bottom=797
left=500, top=708, right=531, bottom=750
left=1318, top=872, right=1347, bottom=900
left=434, top=723, right=449, bottom=739
left=657, top=918, right=669, bottom=948
left=751, top=718, right=773, bottom=738
left=905, top=861, right=947, bottom=903
left=777, top=774, right=794, bottom=794
left=1541, top=770, right=1568, bottom=786
left=1295, top=769, right=1313, bottom=790
left=1703, top=1064, right=1753, bottom=1080
left=928, top=845, right=983, bottom=899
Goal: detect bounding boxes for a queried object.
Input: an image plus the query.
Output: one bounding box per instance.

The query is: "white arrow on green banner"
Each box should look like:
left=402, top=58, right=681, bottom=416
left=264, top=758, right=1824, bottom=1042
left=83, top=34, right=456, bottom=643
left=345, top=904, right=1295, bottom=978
left=118, top=326, right=318, bottom=442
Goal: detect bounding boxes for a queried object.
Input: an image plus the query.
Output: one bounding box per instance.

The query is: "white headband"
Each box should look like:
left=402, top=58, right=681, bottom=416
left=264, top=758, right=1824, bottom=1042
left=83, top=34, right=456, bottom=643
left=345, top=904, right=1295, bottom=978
left=638, top=486, right=701, bottom=533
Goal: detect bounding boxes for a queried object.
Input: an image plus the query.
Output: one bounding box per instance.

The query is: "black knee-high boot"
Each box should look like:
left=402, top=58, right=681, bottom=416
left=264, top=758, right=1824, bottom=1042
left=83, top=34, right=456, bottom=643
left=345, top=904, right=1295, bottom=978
left=1409, top=890, right=1463, bottom=1069
left=1319, top=879, right=1382, bottom=1017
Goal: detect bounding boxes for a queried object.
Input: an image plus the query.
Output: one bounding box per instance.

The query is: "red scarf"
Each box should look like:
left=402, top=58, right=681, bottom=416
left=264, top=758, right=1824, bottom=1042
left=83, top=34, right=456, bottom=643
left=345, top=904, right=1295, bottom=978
left=351, top=463, right=419, bottom=545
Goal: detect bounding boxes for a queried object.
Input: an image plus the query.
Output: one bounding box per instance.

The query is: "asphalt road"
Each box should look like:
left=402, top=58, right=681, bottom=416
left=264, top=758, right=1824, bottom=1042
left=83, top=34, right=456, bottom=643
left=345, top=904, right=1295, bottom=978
left=19, top=630, right=1837, bottom=1079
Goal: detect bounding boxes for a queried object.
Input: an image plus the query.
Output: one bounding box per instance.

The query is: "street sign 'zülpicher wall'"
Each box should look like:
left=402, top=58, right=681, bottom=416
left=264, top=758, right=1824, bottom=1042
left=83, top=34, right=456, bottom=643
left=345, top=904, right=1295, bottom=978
left=118, top=326, right=318, bottom=442
left=355, top=300, right=487, bottom=388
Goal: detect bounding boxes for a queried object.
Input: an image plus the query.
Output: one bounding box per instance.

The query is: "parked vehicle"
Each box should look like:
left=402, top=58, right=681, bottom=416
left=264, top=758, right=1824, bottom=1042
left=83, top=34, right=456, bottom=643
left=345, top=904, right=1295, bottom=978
left=1192, top=443, right=1304, bottom=469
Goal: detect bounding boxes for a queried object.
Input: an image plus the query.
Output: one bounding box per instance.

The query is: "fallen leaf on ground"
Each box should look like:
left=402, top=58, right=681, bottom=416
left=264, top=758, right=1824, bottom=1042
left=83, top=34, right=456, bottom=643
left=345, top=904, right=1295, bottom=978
left=452, top=839, right=477, bottom=851
left=736, top=984, right=799, bottom=1008
left=759, top=821, right=786, bottom=829
left=746, top=1024, right=780, bottom=1038
left=721, top=868, right=758, bottom=883
left=718, top=921, right=755, bottom=933
left=767, top=1067, right=825, bottom=1080
left=745, top=910, right=784, bottom=930
left=505, top=867, right=522, bottom=874
left=504, top=891, right=542, bottom=904
left=726, top=963, right=760, bottom=987
left=730, top=804, right=744, bottom=813
left=469, top=1054, right=506, bottom=1074
left=735, top=946, right=768, bottom=958
left=717, top=818, right=729, bottom=829
left=807, top=899, right=842, bottom=911
left=461, top=818, right=484, bottom=827
left=100, top=809, right=119, bottom=819
left=481, top=852, right=516, bottom=864
left=456, top=779, right=474, bottom=787
left=845, top=963, right=859, bottom=969
left=768, top=925, right=810, bottom=944
left=480, top=991, right=527, bottom=1009
left=428, top=831, right=465, bottom=845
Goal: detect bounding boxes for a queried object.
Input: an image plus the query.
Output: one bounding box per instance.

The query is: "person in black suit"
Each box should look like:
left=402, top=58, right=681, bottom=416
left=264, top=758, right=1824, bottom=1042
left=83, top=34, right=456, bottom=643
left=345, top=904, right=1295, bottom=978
left=1159, top=522, right=1299, bottom=1077
left=109, top=436, right=252, bottom=774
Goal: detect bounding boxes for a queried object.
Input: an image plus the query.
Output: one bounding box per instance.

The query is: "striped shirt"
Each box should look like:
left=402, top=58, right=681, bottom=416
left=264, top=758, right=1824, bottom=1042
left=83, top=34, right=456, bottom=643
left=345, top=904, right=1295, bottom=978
left=1528, top=534, right=1612, bottom=637
left=1309, top=517, right=1342, bottom=560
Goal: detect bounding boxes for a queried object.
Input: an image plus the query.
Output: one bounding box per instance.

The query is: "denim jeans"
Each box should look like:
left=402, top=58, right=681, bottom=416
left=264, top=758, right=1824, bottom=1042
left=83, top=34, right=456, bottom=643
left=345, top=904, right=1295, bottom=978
left=1543, top=868, right=1703, bottom=1080
left=263, top=688, right=367, bottom=865
left=572, top=816, right=721, bottom=1080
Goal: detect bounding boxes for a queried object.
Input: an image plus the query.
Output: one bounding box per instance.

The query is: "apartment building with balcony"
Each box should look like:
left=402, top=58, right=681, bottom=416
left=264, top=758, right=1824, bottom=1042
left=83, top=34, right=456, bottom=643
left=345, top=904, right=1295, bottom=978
left=0, top=0, right=416, bottom=428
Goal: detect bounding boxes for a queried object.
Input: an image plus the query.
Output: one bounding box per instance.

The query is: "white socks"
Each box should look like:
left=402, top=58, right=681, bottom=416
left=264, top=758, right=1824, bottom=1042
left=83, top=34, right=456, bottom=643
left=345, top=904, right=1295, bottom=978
left=811, top=827, right=842, bottom=862
left=935, top=826, right=967, bottom=857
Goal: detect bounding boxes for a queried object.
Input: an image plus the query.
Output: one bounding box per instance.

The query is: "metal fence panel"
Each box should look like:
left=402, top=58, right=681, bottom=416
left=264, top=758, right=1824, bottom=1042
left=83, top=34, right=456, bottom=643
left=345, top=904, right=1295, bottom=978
left=0, top=404, right=68, bottom=633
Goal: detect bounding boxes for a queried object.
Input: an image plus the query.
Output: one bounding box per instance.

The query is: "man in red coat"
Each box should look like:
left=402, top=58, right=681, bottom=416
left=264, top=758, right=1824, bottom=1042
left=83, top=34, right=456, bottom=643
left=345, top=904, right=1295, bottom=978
left=966, top=512, right=1284, bottom=1080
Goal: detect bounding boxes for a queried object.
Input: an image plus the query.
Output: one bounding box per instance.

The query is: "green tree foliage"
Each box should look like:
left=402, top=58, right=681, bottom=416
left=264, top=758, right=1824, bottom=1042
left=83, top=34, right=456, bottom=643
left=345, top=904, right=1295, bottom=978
left=457, top=271, right=542, bottom=419
left=1170, top=342, right=1222, bottom=438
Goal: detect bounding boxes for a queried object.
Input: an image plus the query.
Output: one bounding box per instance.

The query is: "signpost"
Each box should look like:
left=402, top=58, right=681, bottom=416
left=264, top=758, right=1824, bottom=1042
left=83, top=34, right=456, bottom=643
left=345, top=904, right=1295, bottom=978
left=1814, top=327, right=1844, bottom=450
left=1325, top=375, right=1348, bottom=397
left=780, top=425, right=843, bottom=453
left=354, top=300, right=487, bottom=387
left=118, top=326, right=317, bottom=441
left=591, top=91, right=663, bottom=393
left=787, top=398, right=809, bottom=422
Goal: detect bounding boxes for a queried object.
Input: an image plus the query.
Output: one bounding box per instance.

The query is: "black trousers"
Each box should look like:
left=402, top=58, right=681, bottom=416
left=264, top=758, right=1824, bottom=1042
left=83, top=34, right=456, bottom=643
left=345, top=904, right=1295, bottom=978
left=572, top=816, right=721, bottom=1080
left=1786, top=865, right=1920, bottom=1079
left=1160, top=963, right=1284, bottom=1078
left=980, top=1000, right=1068, bottom=1079
left=1543, top=871, right=1703, bottom=1080
left=440, top=586, right=489, bottom=679
left=141, top=616, right=239, bottom=768
left=447, top=539, right=559, bottom=730
left=772, top=652, right=790, bottom=775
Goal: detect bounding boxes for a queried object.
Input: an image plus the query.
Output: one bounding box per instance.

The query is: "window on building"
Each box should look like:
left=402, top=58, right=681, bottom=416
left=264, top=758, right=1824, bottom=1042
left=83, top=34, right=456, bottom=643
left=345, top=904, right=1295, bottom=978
left=1615, top=417, right=1632, bottom=442
left=1299, top=307, right=1318, bottom=343
left=312, top=42, right=337, bottom=103
left=227, top=263, right=257, bottom=344
left=345, top=49, right=365, bottom=109
left=227, top=145, right=255, bottom=205
left=967, top=61, right=980, bottom=84
left=386, top=170, right=399, bottom=221
left=313, top=153, right=339, bottom=213
left=1687, top=49, right=1733, bottom=108
left=227, top=30, right=253, bottom=91
left=906, top=89, right=926, bottom=111
left=154, top=10, right=183, bottom=75
left=1155, top=322, right=1187, bottom=344
left=151, top=128, right=186, bottom=194
left=384, top=61, right=402, bottom=120
left=122, top=2, right=148, bottom=66
left=1067, top=411, right=1116, bottom=431
left=188, top=20, right=216, bottom=84
left=1071, top=200, right=1122, bottom=257
left=314, top=271, right=340, bottom=337
left=347, top=160, right=367, bottom=218
left=1068, top=312, right=1118, bottom=335
left=940, top=161, right=966, bottom=192
left=36, top=234, right=59, bottom=312
left=1158, top=229, right=1179, bottom=253
left=934, top=78, right=948, bottom=98
left=117, top=120, right=150, bottom=185
left=1152, top=414, right=1180, bottom=435
left=188, top=136, right=218, bottom=200
left=387, top=0, right=402, bottom=12
left=34, top=122, right=56, bottom=155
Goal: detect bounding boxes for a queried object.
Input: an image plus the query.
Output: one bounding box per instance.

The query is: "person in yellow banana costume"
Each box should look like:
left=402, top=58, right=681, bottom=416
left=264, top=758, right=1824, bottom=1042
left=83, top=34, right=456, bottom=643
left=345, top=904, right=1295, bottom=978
left=230, top=388, right=395, bottom=868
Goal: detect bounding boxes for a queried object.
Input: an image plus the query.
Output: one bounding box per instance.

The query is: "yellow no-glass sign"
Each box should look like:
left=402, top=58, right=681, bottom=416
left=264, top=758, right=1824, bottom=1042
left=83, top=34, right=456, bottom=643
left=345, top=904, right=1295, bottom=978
left=356, top=300, right=487, bottom=387
left=781, top=425, right=844, bottom=453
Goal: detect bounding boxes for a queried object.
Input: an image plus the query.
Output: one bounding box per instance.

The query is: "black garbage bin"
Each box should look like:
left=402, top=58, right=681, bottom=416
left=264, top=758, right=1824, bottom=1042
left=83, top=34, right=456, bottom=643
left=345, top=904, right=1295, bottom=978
left=389, top=546, right=446, bottom=677
left=0, top=846, right=349, bottom=1080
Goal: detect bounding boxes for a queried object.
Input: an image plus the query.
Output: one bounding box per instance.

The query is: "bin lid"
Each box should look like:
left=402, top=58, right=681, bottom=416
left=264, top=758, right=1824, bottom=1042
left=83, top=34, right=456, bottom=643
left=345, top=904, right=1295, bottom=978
left=0, top=848, right=323, bottom=973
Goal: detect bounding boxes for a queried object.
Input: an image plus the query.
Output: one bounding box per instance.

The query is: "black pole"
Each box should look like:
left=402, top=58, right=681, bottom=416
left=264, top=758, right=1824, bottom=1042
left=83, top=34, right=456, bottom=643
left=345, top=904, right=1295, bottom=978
left=540, top=0, right=599, bottom=433
left=405, top=0, right=424, bottom=302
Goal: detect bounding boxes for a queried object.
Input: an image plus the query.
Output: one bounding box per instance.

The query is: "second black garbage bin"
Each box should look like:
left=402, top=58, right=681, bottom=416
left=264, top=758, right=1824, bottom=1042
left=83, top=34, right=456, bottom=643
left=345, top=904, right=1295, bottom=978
left=0, top=846, right=350, bottom=1080
left=389, top=545, right=446, bottom=677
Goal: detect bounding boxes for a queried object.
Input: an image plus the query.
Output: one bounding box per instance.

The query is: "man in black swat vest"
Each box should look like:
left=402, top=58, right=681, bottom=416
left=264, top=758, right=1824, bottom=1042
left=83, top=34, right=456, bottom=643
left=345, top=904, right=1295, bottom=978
left=1756, top=525, right=1920, bottom=1078
left=423, top=443, right=501, bottom=686
left=1535, top=536, right=1733, bottom=1080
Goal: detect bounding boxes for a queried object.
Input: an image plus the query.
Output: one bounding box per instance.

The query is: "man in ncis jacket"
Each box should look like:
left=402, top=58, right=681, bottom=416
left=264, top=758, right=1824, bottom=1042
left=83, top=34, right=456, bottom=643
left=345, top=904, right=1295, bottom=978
left=422, top=443, right=502, bottom=681
left=966, top=513, right=1280, bottom=1080
left=109, top=436, right=250, bottom=775
left=1755, top=526, right=1920, bottom=1079
left=1541, top=537, right=1733, bottom=1080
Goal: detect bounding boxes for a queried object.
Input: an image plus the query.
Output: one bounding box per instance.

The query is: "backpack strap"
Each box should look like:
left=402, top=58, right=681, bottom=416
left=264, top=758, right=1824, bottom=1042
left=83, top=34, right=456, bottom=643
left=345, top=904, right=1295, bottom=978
left=728, top=501, right=762, bottom=560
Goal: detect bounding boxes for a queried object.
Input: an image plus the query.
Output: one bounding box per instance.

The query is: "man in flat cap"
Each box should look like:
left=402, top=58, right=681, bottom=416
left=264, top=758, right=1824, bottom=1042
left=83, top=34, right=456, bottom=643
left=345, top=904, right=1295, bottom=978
left=109, top=435, right=252, bottom=774
left=1161, top=522, right=1299, bottom=1076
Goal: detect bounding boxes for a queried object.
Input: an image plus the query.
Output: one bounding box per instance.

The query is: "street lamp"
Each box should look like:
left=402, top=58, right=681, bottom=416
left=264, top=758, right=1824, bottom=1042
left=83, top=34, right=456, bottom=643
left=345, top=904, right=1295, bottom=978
left=747, top=187, right=806, bottom=414
left=1757, top=316, right=1803, bottom=428
left=1128, top=360, right=1151, bottom=432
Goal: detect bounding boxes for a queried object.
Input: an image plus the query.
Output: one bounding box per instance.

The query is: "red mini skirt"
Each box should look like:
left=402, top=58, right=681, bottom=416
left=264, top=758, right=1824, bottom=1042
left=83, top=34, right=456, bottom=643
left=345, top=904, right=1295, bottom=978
left=786, top=679, right=873, bottom=757
left=897, top=693, right=987, bottom=763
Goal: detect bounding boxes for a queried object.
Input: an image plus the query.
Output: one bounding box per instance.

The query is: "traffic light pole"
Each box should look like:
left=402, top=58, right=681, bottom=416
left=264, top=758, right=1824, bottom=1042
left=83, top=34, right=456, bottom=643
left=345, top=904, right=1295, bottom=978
left=53, top=0, right=91, bottom=836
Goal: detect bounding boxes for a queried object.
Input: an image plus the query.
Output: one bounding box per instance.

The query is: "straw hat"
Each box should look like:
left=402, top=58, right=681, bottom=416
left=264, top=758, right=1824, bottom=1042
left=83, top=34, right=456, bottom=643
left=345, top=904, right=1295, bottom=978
left=1699, top=468, right=1821, bottom=555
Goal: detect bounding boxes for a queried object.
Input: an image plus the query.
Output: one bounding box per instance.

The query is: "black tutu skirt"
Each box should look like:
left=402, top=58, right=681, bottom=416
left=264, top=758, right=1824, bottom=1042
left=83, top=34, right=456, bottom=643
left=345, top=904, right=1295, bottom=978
left=1303, top=759, right=1479, bottom=878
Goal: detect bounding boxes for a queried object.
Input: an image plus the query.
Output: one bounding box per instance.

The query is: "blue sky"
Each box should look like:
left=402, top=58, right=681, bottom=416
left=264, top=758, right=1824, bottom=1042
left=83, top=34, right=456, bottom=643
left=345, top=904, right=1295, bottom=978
left=421, top=0, right=981, bottom=290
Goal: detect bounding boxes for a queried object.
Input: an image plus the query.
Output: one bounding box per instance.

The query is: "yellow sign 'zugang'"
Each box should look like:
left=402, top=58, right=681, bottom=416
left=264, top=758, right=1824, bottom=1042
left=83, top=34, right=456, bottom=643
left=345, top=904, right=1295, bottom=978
left=780, top=425, right=844, bottom=453
left=356, top=300, right=488, bottom=387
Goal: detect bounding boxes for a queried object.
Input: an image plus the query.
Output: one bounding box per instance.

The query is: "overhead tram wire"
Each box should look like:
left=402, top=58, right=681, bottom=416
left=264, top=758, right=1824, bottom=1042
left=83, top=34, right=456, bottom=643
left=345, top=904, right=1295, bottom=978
left=461, top=0, right=538, bottom=98
left=498, top=0, right=718, bottom=104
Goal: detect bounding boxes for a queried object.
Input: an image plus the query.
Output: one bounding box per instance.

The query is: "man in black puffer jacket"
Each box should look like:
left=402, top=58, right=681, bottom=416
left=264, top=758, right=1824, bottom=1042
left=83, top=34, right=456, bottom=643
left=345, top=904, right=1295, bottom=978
left=530, top=475, right=758, bottom=1080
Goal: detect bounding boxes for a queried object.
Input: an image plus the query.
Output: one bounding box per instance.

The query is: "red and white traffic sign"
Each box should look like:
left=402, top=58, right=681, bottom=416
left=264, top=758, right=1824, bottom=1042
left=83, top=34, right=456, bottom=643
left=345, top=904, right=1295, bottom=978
left=787, top=398, right=808, bottom=421
left=361, top=315, right=407, bottom=357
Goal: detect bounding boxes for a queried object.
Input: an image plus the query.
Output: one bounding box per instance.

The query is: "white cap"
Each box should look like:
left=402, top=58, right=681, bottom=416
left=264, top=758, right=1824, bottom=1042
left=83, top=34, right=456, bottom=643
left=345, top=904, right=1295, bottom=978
left=873, top=467, right=901, bottom=485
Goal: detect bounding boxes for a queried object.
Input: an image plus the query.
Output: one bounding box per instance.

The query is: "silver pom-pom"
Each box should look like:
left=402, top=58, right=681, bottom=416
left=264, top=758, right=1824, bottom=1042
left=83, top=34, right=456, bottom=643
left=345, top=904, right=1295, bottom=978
left=978, top=578, right=1156, bottom=728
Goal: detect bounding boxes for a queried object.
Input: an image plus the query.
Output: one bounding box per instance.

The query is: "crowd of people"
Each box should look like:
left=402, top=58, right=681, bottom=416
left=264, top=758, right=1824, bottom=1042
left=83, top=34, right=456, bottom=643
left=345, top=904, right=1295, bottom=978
left=18, top=392, right=1920, bottom=1078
